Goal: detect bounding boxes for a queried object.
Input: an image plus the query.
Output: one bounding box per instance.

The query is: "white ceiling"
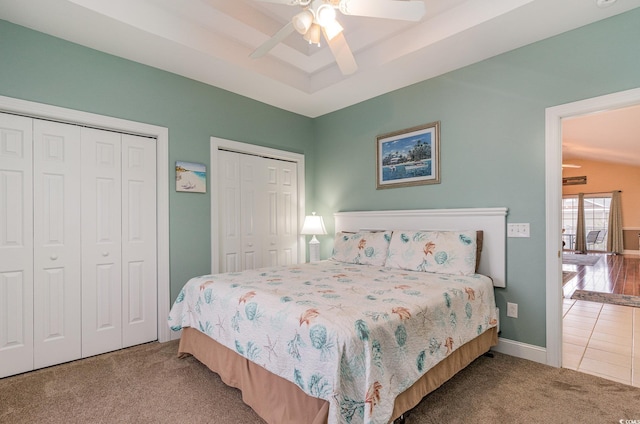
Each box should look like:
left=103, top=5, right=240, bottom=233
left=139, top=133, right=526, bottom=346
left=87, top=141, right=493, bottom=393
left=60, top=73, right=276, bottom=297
left=1, top=0, right=639, bottom=166
left=563, top=103, right=640, bottom=167
left=1, top=0, right=640, bottom=119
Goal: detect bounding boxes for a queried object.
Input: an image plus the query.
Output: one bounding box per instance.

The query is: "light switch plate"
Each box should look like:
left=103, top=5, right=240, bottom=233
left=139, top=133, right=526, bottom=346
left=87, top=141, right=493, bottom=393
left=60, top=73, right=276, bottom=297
left=507, top=223, right=530, bottom=238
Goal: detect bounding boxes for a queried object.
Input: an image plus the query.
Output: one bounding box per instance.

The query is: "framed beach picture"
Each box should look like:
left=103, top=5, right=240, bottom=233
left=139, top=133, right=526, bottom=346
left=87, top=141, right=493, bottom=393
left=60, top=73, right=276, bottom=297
left=376, top=121, right=440, bottom=189
left=176, top=161, right=206, bottom=193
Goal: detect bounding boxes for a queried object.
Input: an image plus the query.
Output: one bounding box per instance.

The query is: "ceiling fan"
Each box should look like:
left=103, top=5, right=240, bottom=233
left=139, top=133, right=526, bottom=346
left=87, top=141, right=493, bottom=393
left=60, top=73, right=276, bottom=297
left=250, top=0, right=426, bottom=75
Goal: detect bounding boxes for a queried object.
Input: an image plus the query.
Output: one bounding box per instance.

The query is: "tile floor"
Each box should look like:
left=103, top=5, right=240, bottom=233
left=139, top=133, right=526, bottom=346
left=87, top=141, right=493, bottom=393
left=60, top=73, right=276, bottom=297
left=563, top=298, right=640, bottom=387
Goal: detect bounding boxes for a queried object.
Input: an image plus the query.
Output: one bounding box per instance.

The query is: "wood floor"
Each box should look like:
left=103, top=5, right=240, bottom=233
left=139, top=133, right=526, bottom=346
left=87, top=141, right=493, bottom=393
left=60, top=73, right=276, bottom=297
left=563, top=253, right=640, bottom=298
left=562, top=252, right=640, bottom=387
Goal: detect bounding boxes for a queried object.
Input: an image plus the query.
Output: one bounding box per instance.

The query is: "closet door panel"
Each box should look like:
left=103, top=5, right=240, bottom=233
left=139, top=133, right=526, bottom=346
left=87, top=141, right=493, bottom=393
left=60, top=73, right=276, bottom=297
left=240, top=154, right=264, bottom=270
left=121, top=134, right=157, bottom=347
left=81, top=128, right=122, bottom=358
left=0, top=113, right=34, bottom=378
left=265, top=187, right=278, bottom=267
left=33, top=120, right=82, bottom=368
left=218, top=151, right=241, bottom=272
left=264, top=158, right=297, bottom=267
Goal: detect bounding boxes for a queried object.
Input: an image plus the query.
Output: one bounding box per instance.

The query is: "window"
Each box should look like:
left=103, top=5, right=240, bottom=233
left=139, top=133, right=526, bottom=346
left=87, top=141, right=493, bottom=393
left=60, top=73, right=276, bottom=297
left=562, top=194, right=611, bottom=251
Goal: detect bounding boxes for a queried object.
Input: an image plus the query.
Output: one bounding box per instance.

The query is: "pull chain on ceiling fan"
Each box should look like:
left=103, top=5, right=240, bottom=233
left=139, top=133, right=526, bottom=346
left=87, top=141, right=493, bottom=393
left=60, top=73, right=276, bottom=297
left=250, top=0, right=426, bottom=75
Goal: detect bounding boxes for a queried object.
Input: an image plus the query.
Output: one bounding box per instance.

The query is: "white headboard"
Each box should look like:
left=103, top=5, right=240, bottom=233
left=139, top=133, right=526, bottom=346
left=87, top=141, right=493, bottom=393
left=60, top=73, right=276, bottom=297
left=333, top=207, right=508, bottom=288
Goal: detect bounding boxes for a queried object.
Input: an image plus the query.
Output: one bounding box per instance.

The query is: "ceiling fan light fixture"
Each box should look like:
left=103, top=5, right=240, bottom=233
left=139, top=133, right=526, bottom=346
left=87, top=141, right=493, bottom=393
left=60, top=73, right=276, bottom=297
left=292, top=10, right=314, bottom=34
left=315, top=4, right=337, bottom=27
left=303, top=23, right=322, bottom=46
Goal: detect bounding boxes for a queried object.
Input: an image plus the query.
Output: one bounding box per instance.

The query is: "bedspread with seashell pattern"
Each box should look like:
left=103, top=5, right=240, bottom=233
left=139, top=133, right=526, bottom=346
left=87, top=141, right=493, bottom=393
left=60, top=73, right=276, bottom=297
left=169, top=260, right=497, bottom=424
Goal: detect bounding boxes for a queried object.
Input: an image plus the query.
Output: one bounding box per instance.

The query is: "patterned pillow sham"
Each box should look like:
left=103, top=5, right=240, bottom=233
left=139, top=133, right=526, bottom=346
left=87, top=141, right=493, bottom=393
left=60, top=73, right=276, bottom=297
left=386, top=230, right=477, bottom=276
left=331, top=231, right=392, bottom=266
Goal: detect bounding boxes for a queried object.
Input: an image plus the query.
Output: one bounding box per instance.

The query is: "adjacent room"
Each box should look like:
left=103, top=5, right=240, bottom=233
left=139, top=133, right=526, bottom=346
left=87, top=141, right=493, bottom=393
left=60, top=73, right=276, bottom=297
left=1, top=0, right=640, bottom=422
left=560, top=104, right=640, bottom=383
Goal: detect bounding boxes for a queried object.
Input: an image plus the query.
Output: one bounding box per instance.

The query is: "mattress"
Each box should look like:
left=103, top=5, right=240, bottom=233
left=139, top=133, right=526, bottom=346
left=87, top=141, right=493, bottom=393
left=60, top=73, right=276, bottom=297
left=169, top=260, right=498, bottom=424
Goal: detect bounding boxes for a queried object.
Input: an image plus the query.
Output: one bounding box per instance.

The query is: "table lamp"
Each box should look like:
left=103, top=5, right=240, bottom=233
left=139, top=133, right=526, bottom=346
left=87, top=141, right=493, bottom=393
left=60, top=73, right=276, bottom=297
left=300, top=212, right=327, bottom=262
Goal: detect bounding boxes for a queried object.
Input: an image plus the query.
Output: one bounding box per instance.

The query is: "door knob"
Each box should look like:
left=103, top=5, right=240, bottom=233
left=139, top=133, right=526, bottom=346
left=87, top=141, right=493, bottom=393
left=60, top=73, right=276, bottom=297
left=102, top=251, right=109, bottom=257
left=50, top=254, right=58, bottom=260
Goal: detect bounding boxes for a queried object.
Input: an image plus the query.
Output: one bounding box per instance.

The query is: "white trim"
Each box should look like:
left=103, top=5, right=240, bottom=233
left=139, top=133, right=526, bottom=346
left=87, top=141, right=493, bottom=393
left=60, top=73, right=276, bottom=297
left=210, top=137, right=306, bottom=273
left=334, top=207, right=508, bottom=287
left=491, top=337, right=547, bottom=364
left=545, top=87, right=640, bottom=368
left=0, top=95, right=172, bottom=343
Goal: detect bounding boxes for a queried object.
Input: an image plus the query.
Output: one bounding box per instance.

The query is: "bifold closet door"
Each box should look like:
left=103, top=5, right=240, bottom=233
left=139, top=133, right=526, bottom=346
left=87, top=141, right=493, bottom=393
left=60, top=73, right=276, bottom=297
left=218, top=151, right=298, bottom=273
left=120, top=134, right=157, bottom=349
left=264, top=157, right=298, bottom=267
left=81, top=128, right=157, bottom=357
left=81, top=128, right=123, bottom=357
left=0, top=113, right=34, bottom=378
left=218, top=150, right=244, bottom=272
left=32, top=120, right=82, bottom=369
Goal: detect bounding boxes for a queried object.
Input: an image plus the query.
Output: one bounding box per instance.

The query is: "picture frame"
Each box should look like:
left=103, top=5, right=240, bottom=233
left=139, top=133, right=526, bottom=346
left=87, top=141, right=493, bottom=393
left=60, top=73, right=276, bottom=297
left=376, top=121, right=440, bottom=189
left=176, top=161, right=207, bottom=193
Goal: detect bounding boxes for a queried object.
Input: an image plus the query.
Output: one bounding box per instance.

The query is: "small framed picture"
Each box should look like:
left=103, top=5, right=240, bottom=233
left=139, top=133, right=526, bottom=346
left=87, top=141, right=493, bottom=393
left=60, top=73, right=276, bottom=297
left=176, top=161, right=206, bottom=193
left=376, top=121, right=440, bottom=189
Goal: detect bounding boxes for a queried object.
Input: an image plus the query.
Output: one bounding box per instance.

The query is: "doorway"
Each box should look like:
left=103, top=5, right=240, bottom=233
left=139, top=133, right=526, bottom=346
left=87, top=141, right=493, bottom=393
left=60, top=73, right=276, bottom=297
left=545, top=87, right=640, bottom=368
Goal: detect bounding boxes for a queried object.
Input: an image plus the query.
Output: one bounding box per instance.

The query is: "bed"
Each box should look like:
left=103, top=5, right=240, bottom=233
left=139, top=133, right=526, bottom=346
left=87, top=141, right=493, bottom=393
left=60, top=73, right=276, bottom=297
left=169, top=208, right=507, bottom=424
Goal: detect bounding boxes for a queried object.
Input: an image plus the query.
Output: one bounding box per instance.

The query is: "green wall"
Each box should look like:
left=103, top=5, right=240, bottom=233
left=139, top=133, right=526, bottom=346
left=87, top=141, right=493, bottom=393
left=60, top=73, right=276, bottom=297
left=2, top=8, right=639, bottom=349
left=0, top=20, right=315, bottom=305
left=313, top=9, right=640, bottom=347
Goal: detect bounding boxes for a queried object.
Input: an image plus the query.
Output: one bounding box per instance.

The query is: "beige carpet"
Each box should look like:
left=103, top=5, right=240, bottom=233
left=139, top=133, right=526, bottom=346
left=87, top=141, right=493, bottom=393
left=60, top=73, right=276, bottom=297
left=2, top=340, right=640, bottom=424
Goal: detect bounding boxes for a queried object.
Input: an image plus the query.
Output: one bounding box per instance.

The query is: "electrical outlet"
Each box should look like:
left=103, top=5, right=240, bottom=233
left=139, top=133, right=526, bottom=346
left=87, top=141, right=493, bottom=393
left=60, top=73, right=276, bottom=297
left=507, top=302, right=518, bottom=318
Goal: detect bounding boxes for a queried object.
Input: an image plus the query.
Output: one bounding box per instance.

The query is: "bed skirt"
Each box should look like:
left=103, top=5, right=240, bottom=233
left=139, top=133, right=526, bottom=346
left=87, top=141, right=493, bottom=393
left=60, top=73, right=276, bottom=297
left=178, top=326, right=498, bottom=424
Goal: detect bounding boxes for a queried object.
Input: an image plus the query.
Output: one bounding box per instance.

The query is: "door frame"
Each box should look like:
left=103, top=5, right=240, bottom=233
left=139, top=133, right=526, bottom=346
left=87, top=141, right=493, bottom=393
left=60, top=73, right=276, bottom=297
left=0, top=95, right=172, bottom=343
left=210, top=137, right=306, bottom=273
left=545, top=86, right=640, bottom=367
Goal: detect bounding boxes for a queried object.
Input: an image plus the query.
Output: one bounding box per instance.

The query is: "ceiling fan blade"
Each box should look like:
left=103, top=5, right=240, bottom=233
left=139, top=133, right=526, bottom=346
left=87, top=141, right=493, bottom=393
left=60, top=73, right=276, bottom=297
left=339, top=0, right=426, bottom=22
left=323, top=28, right=358, bottom=75
left=250, top=22, right=296, bottom=59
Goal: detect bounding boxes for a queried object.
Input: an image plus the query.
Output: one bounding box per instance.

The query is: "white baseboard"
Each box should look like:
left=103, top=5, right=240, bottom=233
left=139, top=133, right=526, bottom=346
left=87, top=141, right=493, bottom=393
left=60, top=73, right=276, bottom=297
left=491, top=337, right=547, bottom=365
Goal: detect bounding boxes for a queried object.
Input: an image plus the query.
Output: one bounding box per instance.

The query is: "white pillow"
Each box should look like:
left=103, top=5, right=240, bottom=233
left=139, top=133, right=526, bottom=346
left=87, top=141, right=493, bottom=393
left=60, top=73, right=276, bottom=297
left=331, top=231, right=392, bottom=266
left=386, top=230, right=477, bottom=276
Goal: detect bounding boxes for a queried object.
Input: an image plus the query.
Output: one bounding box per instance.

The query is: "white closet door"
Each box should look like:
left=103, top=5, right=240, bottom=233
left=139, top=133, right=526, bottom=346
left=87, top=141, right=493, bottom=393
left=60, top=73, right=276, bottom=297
left=218, top=152, right=267, bottom=272
left=32, top=120, right=82, bottom=369
left=0, top=113, right=34, bottom=378
left=218, top=150, right=241, bottom=272
left=264, top=158, right=298, bottom=267
left=81, top=127, right=122, bottom=357
left=240, top=154, right=265, bottom=270
left=121, top=134, right=157, bottom=347
left=218, top=150, right=298, bottom=272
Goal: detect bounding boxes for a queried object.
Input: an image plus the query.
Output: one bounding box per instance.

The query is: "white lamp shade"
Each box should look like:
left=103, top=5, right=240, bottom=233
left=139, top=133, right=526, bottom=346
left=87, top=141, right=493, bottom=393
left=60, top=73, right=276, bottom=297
left=300, top=213, right=327, bottom=235
left=315, top=4, right=337, bottom=27
left=292, top=10, right=313, bottom=35
left=303, top=23, right=322, bottom=46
